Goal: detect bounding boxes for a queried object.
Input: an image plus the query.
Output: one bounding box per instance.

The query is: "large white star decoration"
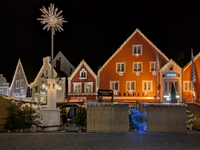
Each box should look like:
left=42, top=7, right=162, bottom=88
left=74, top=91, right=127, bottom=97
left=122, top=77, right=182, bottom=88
left=152, top=71, right=156, bottom=76
left=37, top=3, right=67, bottom=34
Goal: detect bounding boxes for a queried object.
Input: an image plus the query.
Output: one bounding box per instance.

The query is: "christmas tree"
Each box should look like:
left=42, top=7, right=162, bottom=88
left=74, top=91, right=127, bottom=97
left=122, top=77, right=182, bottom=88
left=186, top=110, right=196, bottom=131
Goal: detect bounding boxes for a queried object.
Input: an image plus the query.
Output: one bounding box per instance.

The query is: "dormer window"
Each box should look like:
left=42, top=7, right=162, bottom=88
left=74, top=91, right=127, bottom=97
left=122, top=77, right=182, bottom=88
left=132, top=44, right=142, bottom=55
left=79, top=69, right=87, bottom=79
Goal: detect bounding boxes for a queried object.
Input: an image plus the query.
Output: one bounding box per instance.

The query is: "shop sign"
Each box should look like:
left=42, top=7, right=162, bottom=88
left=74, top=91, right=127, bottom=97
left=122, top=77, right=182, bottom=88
left=98, top=89, right=113, bottom=96
left=163, top=73, right=179, bottom=77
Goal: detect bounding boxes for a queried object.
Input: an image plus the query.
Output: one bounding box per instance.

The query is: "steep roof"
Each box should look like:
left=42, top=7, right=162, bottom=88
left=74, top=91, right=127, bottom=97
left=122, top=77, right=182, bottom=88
left=9, top=59, right=29, bottom=90
left=183, top=52, right=200, bottom=72
left=68, top=59, right=97, bottom=81
left=97, top=28, right=169, bottom=76
left=160, top=59, right=182, bottom=71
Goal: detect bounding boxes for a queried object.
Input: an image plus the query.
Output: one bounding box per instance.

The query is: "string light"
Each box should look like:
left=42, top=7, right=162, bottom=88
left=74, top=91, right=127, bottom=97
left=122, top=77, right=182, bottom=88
left=118, top=72, right=123, bottom=76
left=37, top=3, right=67, bottom=34
left=136, top=72, right=140, bottom=76
left=114, top=90, right=118, bottom=95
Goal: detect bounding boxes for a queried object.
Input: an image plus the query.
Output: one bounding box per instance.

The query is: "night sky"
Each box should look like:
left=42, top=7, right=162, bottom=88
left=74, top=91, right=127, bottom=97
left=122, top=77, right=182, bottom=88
left=1, top=0, right=200, bottom=83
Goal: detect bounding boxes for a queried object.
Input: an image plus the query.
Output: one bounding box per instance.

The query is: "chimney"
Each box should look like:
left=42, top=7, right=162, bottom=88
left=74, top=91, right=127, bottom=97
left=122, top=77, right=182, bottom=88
left=56, top=57, right=61, bottom=71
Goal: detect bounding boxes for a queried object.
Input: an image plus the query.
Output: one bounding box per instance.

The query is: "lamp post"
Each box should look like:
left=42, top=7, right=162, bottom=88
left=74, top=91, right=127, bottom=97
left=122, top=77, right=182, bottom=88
left=37, top=3, right=67, bottom=127
left=37, top=3, right=67, bottom=78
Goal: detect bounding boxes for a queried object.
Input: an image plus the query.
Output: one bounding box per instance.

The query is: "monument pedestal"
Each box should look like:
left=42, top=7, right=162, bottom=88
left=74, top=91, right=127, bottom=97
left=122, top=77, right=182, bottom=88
left=42, top=109, right=60, bottom=126
left=41, top=78, right=61, bottom=131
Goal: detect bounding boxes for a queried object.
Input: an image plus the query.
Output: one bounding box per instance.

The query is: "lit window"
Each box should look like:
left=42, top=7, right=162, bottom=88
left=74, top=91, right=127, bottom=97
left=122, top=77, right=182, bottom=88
left=16, top=80, right=19, bottom=89
left=84, top=82, right=93, bottom=93
left=110, top=81, right=119, bottom=91
left=164, top=80, right=178, bottom=92
left=126, top=81, right=136, bottom=91
left=132, top=44, right=142, bottom=55
left=79, top=69, right=87, bottom=79
left=73, top=82, right=82, bottom=93
left=20, top=79, right=23, bottom=88
left=142, top=81, right=152, bottom=91
left=116, top=62, right=125, bottom=72
left=183, top=81, right=192, bottom=92
left=133, top=62, right=142, bottom=72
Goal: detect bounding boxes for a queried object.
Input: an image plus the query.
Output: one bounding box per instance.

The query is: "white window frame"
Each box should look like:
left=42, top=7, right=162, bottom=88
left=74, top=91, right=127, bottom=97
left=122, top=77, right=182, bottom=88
left=150, top=61, right=156, bottom=72
left=16, top=80, right=19, bottom=89
left=126, top=81, right=136, bottom=91
left=142, top=80, right=153, bottom=91
left=110, top=81, right=119, bottom=91
left=132, top=44, right=142, bottom=55
left=0, top=90, right=3, bottom=95
left=116, top=62, right=125, bottom=73
left=20, top=79, right=24, bottom=88
left=164, top=80, right=178, bottom=92
left=133, top=62, right=143, bottom=72
left=183, top=81, right=192, bottom=92
left=79, top=69, right=87, bottom=79
left=73, top=82, right=82, bottom=93
left=84, top=82, right=93, bottom=93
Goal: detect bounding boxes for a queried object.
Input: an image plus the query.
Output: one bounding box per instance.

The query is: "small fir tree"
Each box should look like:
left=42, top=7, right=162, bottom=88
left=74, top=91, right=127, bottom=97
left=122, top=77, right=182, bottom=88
left=1, top=101, right=18, bottom=132
left=186, top=110, right=196, bottom=130
left=74, top=106, right=86, bottom=126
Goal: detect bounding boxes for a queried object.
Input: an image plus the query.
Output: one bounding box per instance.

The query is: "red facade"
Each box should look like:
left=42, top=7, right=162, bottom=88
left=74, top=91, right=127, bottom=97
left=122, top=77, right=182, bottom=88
left=68, top=60, right=97, bottom=101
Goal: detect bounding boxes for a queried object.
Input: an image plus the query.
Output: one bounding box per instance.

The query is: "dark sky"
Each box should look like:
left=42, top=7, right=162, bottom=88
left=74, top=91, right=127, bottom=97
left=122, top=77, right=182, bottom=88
left=1, top=0, right=200, bottom=83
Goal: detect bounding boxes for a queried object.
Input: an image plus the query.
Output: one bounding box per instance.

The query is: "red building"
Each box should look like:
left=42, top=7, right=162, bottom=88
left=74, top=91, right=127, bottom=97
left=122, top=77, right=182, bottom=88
left=67, top=60, right=98, bottom=102
left=183, top=52, right=200, bottom=102
left=98, top=28, right=169, bottom=103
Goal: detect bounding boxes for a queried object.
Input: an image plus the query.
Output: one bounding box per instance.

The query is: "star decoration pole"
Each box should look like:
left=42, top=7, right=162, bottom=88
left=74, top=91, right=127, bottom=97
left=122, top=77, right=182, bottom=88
left=37, top=3, right=67, bottom=78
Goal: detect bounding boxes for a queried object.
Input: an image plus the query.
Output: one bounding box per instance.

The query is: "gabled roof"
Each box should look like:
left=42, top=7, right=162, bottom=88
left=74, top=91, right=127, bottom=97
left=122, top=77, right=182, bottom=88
left=9, top=59, right=29, bottom=90
left=183, top=52, right=200, bottom=72
left=160, top=59, right=182, bottom=71
left=68, top=59, right=97, bottom=81
left=97, top=28, right=169, bottom=76
left=30, top=57, right=57, bottom=86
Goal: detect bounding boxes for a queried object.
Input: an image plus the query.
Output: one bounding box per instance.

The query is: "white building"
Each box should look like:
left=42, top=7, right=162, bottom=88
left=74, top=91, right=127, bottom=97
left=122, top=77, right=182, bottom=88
left=160, top=59, right=182, bottom=103
left=0, top=74, right=9, bottom=95
left=30, top=56, right=66, bottom=103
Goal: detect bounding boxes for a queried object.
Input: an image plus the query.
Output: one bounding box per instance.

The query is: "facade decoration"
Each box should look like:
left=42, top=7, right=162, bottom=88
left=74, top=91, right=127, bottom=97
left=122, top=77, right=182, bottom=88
left=97, top=28, right=169, bottom=103
left=9, top=59, right=29, bottom=98
left=68, top=60, right=98, bottom=102
left=0, top=74, right=9, bottom=95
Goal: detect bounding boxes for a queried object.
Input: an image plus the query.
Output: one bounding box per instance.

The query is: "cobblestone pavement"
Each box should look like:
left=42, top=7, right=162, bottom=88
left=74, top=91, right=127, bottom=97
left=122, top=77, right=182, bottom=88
left=0, top=132, right=200, bottom=150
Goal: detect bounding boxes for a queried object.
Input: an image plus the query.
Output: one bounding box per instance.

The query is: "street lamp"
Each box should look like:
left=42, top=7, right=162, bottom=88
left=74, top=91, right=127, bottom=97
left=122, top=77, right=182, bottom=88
left=37, top=4, right=67, bottom=127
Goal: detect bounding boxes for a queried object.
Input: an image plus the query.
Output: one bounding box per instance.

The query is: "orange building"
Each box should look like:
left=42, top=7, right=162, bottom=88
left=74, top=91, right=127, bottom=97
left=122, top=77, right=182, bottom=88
left=183, top=52, right=200, bottom=102
left=98, top=28, right=169, bottom=103
left=67, top=60, right=98, bottom=102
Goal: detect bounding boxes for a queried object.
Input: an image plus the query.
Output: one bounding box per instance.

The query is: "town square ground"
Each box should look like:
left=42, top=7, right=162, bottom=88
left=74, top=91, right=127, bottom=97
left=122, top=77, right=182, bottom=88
left=0, top=132, right=200, bottom=150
